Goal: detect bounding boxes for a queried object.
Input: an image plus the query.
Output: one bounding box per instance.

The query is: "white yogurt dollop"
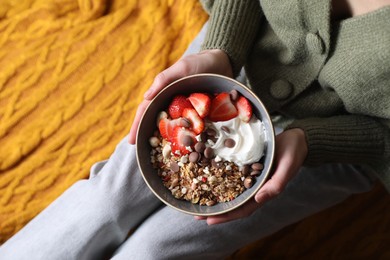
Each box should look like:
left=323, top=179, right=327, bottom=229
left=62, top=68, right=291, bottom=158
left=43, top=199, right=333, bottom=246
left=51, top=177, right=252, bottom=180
left=206, top=116, right=265, bottom=166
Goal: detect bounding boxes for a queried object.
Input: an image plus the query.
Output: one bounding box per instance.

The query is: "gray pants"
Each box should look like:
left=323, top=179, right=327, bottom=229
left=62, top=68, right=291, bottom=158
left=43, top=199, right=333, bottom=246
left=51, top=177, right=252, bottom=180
left=0, top=136, right=376, bottom=260
left=0, top=23, right=376, bottom=260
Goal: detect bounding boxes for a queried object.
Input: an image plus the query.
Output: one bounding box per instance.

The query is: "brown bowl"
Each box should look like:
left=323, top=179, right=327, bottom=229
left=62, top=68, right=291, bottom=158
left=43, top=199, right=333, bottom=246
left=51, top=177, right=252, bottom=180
left=136, top=74, right=275, bottom=216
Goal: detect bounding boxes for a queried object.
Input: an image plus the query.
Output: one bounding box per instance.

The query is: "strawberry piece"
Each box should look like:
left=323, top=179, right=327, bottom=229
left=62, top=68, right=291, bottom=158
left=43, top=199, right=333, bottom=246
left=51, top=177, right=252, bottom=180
left=236, top=96, right=253, bottom=122
left=182, top=108, right=205, bottom=135
left=158, top=118, right=188, bottom=140
left=158, top=118, right=174, bottom=140
left=168, top=95, right=193, bottom=119
left=208, top=92, right=238, bottom=122
left=187, top=93, right=211, bottom=118
left=171, top=126, right=197, bottom=155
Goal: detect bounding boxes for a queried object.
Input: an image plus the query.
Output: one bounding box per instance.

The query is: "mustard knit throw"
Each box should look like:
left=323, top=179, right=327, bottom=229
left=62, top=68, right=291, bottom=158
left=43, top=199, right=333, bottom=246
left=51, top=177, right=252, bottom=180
left=0, top=0, right=207, bottom=243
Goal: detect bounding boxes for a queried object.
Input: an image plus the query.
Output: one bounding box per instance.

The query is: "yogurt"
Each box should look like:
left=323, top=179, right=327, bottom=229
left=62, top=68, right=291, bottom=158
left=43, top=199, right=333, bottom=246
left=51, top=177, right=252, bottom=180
left=206, top=116, right=265, bottom=166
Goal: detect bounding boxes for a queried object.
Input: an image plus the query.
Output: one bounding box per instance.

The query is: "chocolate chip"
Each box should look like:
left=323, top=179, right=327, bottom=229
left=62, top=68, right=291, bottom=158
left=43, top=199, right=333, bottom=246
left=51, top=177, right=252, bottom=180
left=208, top=136, right=218, bottom=143
left=204, top=147, right=214, bottom=159
left=211, top=159, right=223, bottom=168
left=250, top=170, right=261, bottom=176
left=221, top=126, right=230, bottom=134
left=224, top=138, right=236, bottom=148
left=200, top=156, right=210, bottom=166
left=251, top=163, right=264, bottom=171
left=200, top=132, right=207, bottom=142
left=206, top=128, right=216, bottom=136
left=194, top=142, right=206, bottom=153
left=181, top=135, right=194, bottom=146
left=170, top=162, right=179, bottom=172
left=244, top=177, right=253, bottom=189
left=242, top=165, right=250, bottom=176
left=189, top=152, right=200, bottom=163
left=230, top=89, right=238, bottom=101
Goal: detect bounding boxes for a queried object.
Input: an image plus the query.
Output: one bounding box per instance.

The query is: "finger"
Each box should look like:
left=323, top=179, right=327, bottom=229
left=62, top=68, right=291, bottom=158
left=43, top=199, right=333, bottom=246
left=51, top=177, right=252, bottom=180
left=194, top=216, right=207, bottom=220
left=144, top=59, right=195, bottom=100
left=254, top=178, right=284, bottom=206
left=254, top=157, right=292, bottom=205
left=128, top=100, right=151, bottom=144
left=206, top=199, right=259, bottom=225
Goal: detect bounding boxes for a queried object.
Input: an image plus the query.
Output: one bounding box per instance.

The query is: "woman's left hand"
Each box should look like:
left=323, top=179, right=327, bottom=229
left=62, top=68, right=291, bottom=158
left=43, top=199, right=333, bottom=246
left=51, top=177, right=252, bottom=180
left=195, top=128, right=308, bottom=225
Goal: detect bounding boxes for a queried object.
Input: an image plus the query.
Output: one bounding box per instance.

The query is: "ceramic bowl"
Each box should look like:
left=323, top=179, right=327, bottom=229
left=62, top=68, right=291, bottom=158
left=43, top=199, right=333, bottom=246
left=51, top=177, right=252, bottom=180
left=136, top=74, right=275, bottom=216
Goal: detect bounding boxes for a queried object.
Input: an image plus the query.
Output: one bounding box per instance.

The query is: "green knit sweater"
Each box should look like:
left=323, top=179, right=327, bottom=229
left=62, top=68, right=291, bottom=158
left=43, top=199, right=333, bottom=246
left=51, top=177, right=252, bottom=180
left=200, top=0, right=390, bottom=191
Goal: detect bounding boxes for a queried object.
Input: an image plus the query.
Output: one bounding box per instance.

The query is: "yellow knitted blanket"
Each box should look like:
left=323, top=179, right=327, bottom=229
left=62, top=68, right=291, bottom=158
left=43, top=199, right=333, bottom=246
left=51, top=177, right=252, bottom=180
left=0, top=0, right=207, bottom=243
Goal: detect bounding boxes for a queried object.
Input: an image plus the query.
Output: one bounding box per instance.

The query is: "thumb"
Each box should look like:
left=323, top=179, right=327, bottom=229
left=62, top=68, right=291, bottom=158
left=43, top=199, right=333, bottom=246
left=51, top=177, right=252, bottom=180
left=254, top=157, right=294, bottom=205
left=144, top=57, right=198, bottom=100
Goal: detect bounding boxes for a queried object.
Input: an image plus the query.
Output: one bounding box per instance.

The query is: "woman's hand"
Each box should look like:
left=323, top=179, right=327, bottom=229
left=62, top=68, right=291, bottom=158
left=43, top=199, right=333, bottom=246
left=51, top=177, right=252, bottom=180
left=195, top=128, right=308, bottom=225
left=128, top=49, right=233, bottom=144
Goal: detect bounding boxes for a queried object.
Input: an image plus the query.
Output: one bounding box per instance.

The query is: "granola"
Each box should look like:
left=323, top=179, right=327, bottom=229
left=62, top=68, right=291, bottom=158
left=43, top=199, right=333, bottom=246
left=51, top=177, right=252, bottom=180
left=149, top=91, right=265, bottom=206
left=150, top=136, right=254, bottom=205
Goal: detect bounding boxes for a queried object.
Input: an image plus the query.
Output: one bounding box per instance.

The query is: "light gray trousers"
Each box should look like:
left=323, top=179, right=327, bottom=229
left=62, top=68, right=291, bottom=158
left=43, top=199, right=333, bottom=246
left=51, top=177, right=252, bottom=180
left=0, top=23, right=376, bottom=260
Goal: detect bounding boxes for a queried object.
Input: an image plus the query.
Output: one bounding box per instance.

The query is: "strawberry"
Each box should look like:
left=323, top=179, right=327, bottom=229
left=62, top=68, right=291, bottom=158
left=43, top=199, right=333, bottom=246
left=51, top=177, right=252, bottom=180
left=182, top=108, right=205, bottom=135
left=236, top=95, right=253, bottom=122
left=168, top=95, right=193, bottom=119
left=158, top=118, right=188, bottom=140
left=208, top=92, right=238, bottom=122
left=171, top=126, right=197, bottom=155
left=187, top=93, right=211, bottom=118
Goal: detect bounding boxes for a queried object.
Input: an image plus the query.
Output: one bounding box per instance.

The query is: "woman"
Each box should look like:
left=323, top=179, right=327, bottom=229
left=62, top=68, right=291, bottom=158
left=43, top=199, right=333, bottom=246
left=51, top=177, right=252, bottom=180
left=1, top=0, right=389, bottom=259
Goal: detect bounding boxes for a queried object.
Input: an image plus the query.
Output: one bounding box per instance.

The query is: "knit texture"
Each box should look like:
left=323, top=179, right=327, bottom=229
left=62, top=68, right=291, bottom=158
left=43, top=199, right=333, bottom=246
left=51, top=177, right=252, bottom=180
left=0, top=0, right=207, bottom=243
left=201, top=0, right=390, bottom=191
left=285, top=116, right=387, bottom=166
left=200, top=0, right=263, bottom=76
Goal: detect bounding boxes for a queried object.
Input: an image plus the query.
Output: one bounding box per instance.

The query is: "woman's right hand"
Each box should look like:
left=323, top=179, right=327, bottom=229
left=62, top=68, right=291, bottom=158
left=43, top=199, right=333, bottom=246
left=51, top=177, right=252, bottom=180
left=128, top=49, right=233, bottom=144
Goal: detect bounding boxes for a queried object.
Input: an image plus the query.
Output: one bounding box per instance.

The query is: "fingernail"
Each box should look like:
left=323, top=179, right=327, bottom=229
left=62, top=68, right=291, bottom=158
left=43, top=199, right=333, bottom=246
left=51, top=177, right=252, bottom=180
left=144, top=89, right=152, bottom=99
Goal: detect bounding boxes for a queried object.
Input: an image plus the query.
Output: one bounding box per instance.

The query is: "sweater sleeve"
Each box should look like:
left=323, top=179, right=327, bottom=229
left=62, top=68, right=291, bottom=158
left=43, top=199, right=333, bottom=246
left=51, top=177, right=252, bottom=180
left=285, top=115, right=390, bottom=167
left=200, top=0, right=263, bottom=76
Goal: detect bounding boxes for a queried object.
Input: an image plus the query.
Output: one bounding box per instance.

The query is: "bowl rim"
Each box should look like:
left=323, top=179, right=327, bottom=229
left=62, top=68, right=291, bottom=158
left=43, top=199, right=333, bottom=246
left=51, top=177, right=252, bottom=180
left=136, top=73, right=275, bottom=216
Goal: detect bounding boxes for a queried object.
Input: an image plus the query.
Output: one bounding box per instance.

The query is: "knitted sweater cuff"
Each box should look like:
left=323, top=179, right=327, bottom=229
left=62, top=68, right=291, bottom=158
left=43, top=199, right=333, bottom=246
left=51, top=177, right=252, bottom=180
left=285, top=116, right=387, bottom=167
left=200, top=0, right=262, bottom=77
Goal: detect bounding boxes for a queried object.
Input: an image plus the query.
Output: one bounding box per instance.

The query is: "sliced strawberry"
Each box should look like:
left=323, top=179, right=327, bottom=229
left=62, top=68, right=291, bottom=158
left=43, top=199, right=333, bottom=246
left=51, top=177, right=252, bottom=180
left=187, top=93, right=211, bottom=118
left=208, top=92, right=238, bottom=122
left=171, top=126, right=197, bottom=155
left=182, top=108, right=204, bottom=135
left=236, top=96, right=253, bottom=122
left=158, top=118, right=188, bottom=140
left=158, top=118, right=173, bottom=140
left=168, top=95, right=193, bottom=119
